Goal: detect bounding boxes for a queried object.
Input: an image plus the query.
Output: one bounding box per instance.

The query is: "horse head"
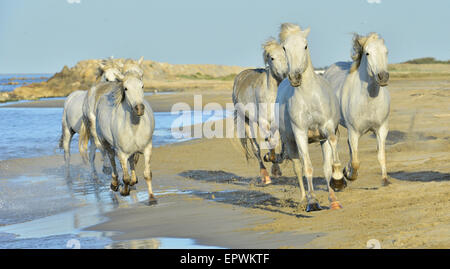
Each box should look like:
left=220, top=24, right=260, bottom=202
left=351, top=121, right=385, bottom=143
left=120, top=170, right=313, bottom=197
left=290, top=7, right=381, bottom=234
left=263, top=38, right=288, bottom=83
left=353, top=33, right=389, bottom=87
left=279, top=23, right=311, bottom=87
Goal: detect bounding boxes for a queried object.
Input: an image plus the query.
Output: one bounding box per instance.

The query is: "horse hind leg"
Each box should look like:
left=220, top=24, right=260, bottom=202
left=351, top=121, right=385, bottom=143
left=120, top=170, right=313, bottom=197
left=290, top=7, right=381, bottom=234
left=61, top=123, right=74, bottom=179
left=143, top=144, right=157, bottom=205
left=250, top=138, right=271, bottom=185
left=101, top=150, right=112, bottom=175
left=88, top=137, right=99, bottom=181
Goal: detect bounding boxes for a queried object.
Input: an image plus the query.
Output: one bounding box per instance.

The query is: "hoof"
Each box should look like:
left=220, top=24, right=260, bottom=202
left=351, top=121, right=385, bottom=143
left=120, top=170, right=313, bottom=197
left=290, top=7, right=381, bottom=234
left=129, top=178, right=138, bottom=186
left=110, top=183, right=119, bottom=192
left=120, top=186, right=130, bottom=196
left=306, top=202, right=322, bottom=212
left=148, top=196, right=158, bottom=206
left=382, top=178, right=392, bottom=186
left=260, top=169, right=272, bottom=185
left=271, top=164, right=282, bottom=178
left=343, top=167, right=358, bottom=181
left=330, top=177, right=347, bottom=192
left=330, top=201, right=343, bottom=210
left=102, top=166, right=112, bottom=175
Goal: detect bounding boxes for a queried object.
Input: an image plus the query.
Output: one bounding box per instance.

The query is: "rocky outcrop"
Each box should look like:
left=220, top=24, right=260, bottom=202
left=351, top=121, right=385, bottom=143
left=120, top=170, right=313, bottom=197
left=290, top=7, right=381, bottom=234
left=2, top=59, right=247, bottom=102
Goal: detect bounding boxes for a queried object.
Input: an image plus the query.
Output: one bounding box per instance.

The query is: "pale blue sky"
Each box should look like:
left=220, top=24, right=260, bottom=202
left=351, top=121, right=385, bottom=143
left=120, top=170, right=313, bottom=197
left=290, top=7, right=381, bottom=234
left=0, top=0, right=449, bottom=73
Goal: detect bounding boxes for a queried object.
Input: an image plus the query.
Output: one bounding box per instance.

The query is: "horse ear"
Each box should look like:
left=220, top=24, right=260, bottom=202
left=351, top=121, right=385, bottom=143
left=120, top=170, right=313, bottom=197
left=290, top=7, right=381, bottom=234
left=116, top=73, right=125, bottom=82
left=357, top=35, right=368, bottom=47
left=99, top=61, right=106, bottom=70
left=138, top=56, right=144, bottom=66
left=303, top=27, right=311, bottom=37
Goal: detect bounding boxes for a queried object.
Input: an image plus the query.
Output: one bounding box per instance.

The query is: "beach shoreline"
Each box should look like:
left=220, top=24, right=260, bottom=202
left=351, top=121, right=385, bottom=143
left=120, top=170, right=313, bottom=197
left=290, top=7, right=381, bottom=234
left=1, top=77, right=450, bottom=248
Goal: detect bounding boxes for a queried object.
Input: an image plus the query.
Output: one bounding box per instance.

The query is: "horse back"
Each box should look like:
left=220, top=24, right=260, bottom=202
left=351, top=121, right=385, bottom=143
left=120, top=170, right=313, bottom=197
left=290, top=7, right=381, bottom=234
left=232, top=68, right=266, bottom=105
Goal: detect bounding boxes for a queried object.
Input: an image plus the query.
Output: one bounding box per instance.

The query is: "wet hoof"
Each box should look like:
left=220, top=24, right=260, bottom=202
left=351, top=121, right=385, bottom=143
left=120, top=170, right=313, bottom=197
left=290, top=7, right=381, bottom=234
left=330, top=201, right=343, bottom=210
left=306, top=202, right=322, bottom=212
left=129, top=178, right=138, bottom=186
left=271, top=164, right=282, bottom=178
left=120, top=185, right=130, bottom=196
left=102, top=166, right=112, bottom=175
left=343, top=167, right=358, bottom=181
left=110, top=183, right=119, bottom=192
left=382, top=178, right=392, bottom=186
left=330, top=177, right=347, bottom=192
left=148, top=196, right=158, bottom=206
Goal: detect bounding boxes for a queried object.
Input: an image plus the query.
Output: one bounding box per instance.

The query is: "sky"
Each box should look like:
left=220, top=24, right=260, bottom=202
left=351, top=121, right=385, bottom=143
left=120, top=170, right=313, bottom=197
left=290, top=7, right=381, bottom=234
left=0, top=0, right=449, bottom=73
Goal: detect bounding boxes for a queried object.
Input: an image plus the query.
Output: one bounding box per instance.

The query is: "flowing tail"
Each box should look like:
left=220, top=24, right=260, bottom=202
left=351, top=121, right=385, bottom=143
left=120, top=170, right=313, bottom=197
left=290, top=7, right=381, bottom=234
left=78, top=117, right=90, bottom=164
left=234, top=108, right=252, bottom=161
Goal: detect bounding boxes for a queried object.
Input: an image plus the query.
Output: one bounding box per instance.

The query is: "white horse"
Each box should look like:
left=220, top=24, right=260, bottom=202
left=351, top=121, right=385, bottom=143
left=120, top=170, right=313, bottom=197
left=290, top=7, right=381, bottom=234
left=233, top=38, right=288, bottom=185
left=324, top=33, right=391, bottom=186
left=79, top=57, right=144, bottom=180
left=95, top=72, right=156, bottom=203
left=276, top=23, right=345, bottom=212
left=59, top=59, right=123, bottom=179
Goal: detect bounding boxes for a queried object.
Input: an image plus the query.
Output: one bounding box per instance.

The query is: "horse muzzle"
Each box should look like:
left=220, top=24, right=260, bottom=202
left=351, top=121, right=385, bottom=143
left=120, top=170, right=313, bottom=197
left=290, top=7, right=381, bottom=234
left=288, top=73, right=302, bottom=87
left=134, top=104, right=145, bottom=116
left=376, top=71, right=389, bottom=87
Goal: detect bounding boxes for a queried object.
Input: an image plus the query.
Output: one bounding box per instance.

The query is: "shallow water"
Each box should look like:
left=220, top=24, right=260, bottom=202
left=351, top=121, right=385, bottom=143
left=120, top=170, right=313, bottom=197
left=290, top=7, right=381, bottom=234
left=0, top=108, right=231, bottom=161
left=0, top=74, right=52, bottom=92
left=0, top=107, right=230, bottom=248
left=0, top=173, right=222, bottom=249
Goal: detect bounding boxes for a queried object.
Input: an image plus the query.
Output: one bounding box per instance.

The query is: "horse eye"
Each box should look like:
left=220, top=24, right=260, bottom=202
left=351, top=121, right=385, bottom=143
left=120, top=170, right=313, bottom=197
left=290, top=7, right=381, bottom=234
left=305, top=45, right=308, bottom=50
left=271, top=57, right=274, bottom=61
left=282, top=47, right=286, bottom=52
left=366, top=53, right=370, bottom=56
left=124, top=88, right=128, bottom=91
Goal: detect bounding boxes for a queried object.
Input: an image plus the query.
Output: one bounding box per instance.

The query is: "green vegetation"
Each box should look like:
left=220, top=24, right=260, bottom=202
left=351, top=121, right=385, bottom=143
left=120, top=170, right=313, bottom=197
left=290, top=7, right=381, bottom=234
left=176, top=72, right=237, bottom=81
left=403, top=57, right=450, bottom=64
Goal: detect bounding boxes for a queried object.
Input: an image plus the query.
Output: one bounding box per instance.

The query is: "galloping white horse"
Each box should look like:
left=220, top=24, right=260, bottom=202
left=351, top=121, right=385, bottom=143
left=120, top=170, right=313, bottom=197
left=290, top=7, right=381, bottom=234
left=79, top=57, right=144, bottom=180
left=60, top=59, right=123, bottom=179
left=324, top=33, right=391, bottom=186
left=276, top=23, right=345, bottom=212
left=95, top=72, right=156, bottom=203
left=233, top=38, right=288, bottom=185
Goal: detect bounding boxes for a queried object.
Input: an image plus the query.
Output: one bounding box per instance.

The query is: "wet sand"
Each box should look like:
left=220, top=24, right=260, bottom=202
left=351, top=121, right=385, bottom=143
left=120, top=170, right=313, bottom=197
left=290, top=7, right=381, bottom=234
left=1, top=90, right=232, bottom=112
left=1, top=77, right=449, bottom=248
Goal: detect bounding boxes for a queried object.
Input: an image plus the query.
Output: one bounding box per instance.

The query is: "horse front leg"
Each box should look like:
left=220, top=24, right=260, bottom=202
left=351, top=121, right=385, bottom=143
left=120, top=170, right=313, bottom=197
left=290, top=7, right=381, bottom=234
left=376, top=122, right=391, bottom=186
left=326, top=131, right=346, bottom=191
left=293, top=127, right=321, bottom=212
left=143, top=143, right=157, bottom=205
left=321, top=140, right=343, bottom=210
left=128, top=153, right=139, bottom=186
left=344, top=128, right=361, bottom=181
left=118, top=152, right=131, bottom=196
left=105, top=144, right=119, bottom=192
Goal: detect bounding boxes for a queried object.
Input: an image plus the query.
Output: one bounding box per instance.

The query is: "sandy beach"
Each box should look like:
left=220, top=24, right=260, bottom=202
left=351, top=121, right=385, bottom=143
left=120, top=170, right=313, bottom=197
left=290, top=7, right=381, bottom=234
left=1, top=75, right=449, bottom=249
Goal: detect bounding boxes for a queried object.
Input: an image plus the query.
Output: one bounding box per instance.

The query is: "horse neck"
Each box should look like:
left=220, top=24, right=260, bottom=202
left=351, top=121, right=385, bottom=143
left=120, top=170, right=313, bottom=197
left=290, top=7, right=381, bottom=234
left=300, top=52, right=316, bottom=85
left=356, top=57, right=380, bottom=97
left=119, top=100, right=142, bottom=126
left=266, top=67, right=281, bottom=89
